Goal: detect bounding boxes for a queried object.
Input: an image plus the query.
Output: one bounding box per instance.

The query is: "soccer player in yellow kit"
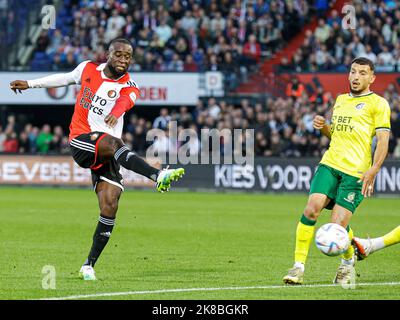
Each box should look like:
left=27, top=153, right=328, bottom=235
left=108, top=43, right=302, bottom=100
left=283, top=57, right=391, bottom=285
left=352, top=225, right=400, bottom=260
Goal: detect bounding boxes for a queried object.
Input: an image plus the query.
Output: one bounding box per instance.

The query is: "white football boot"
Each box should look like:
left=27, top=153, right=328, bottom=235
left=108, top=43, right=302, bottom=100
left=79, top=265, right=96, bottom=281
left=352, top=236, right=373, bottom=261
left=283, top=265, right=304, bottom=285
left=333, top=262, right=356, bottom=288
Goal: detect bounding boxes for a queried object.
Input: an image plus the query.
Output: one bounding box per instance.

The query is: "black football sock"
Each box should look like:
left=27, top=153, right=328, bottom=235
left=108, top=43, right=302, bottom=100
left=114, top=146, right=159, bottom=181
left=84, top=215, right=115, bottom=267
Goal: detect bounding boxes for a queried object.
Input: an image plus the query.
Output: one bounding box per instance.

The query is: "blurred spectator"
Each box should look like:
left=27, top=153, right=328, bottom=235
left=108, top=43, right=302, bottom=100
left=155, top=18, right=172, bottom=45
left=59, top=136, right=71, bottom=154
left=36, top=124, right=53, bottom=154
left=314, top=18, right=331, bottom=43
left=49, top=125, right=64, bottom=153
left=181, top=10, right=197, bottom=32
left=61, top=51, right=77, bottom=70
left=286, top=78, right=305, bottom=99
left=259, top=21, right=281, bottom=54
left=28, top=126, right=39, bottom=153
left=207, top=98, right=221, bottom=120
left=377, top=45, right=395, bottom=71
left=178, top=106, right=193, bottom=128
left=243, top=34, right=261, bottom=67
left=3, top=129, right=18, bottom=153
left=132, top=120, right=149, bottom=153
left=18, top=131, right=30, bottom=153
left=105, top=9, right=126, bottom=43
left=206, top=53, right=219, bottom=71
left=153, top=108, right=171, bottom=130
left=35, top=30, right=50, bottom=52
left=184, top=55, right=198, bottom=72
left=221, top=51, right=239, bottom=90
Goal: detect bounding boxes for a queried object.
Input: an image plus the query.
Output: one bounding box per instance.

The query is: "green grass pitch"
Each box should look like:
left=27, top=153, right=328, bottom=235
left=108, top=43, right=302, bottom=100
left=1, top=186, right=399, bottom=300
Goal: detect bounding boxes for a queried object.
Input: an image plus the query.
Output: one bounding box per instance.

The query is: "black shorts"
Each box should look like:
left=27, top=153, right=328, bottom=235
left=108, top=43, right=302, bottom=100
left=70, top=132, right=124, bottom=191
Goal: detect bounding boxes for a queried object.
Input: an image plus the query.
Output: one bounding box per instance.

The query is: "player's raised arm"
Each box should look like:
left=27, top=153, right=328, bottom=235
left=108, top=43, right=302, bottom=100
left=9, top=60, right=89, bottom=94
left=313, top=115, right=331, bottom=139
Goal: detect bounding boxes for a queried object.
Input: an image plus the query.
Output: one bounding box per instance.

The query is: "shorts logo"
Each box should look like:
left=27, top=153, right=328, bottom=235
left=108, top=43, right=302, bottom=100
left=90, top=133, right=99, bottom=141
left=344, top=192, right=355, bottom=204
left=108, top=90, right=117, bottom=98
left=355, top=103, right=365, bottom=110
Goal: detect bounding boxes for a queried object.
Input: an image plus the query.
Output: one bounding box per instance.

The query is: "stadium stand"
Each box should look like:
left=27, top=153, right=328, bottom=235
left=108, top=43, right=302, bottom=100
left=1, top=0, right=399, bottom=159
left=2, top=90, right=400, bottom=158
left=279, top=1, right=400, bottom=72
left=25, top=0, right=319, bottom=89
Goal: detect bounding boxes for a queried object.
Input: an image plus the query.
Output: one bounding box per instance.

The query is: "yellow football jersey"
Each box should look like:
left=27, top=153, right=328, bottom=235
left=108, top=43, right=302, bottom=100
left=320, top=92, right=391, bottom=178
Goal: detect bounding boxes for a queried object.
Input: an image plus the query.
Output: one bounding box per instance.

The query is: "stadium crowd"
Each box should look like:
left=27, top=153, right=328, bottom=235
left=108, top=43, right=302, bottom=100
left=2, top=0, right=400, bottom=159
left=30, top=0, right=322, bottom=90
left=2, top=85, right=400, bottom=158
left=279, top=0, right=400, bottom=72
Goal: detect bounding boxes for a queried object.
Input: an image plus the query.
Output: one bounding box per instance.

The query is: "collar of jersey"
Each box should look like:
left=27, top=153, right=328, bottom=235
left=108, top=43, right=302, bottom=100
left=96, top=63, right=129, bottom=83
left=349, top=91, right=374, bottom=98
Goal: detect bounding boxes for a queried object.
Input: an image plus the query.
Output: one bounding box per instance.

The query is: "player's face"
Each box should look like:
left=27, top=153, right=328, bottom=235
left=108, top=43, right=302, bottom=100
left=348, top=63, right=375, bottom=95
left=107, top=43, right=133, bottom=76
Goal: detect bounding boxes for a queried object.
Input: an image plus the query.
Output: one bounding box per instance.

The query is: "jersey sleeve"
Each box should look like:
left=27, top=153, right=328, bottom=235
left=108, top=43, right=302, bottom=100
left=121, top=78, right=140, bottom=105
left=70, top=60, right=90, bottom=85
left=27, top=60, right=90, bottom=88
left=109, top=79, right=140, bottom=118
left=374, top=98, right=391, bottom=131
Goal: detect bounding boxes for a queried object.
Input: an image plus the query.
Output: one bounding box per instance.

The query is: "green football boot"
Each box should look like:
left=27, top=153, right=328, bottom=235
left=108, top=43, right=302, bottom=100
left=156, top=167, right=185, bottom=193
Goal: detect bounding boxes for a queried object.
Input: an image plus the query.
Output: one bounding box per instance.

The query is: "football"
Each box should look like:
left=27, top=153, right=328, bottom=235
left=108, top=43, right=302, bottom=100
left=315, top=223, right=350, bottom=256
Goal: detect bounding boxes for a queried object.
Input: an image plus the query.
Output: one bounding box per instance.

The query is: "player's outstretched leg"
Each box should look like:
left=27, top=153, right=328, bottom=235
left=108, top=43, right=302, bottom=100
left=98, top=135, right=184, bottom=192
left=79, top=182, right=121, bottom=280
left=353, top=225, right=400, bottom=260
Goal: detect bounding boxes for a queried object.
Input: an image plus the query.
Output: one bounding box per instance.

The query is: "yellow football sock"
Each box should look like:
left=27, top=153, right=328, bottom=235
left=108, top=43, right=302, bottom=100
left=294, top=215, right=316, bottom=264
left=342, top=226, right=354, bottom=260
left=383, top=226, right=400, bottom=247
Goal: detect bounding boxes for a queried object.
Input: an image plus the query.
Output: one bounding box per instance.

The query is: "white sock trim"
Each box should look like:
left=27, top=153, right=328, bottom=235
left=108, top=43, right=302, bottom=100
left=371, top=237, right=385, bottom=252
left=341, top=257, right=355, bottom=266
left=294, top=262, right=305, bottom=271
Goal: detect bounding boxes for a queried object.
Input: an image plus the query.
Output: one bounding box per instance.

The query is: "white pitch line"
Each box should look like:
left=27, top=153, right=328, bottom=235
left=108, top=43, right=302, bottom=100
left=42, top=282, right=400, bottom=300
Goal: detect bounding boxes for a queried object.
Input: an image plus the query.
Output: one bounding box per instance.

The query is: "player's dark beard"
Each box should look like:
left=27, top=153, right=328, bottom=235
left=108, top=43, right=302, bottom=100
left=349, top=84, right=366, bottom=95
left=108, top=63, right=126, bottom=78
